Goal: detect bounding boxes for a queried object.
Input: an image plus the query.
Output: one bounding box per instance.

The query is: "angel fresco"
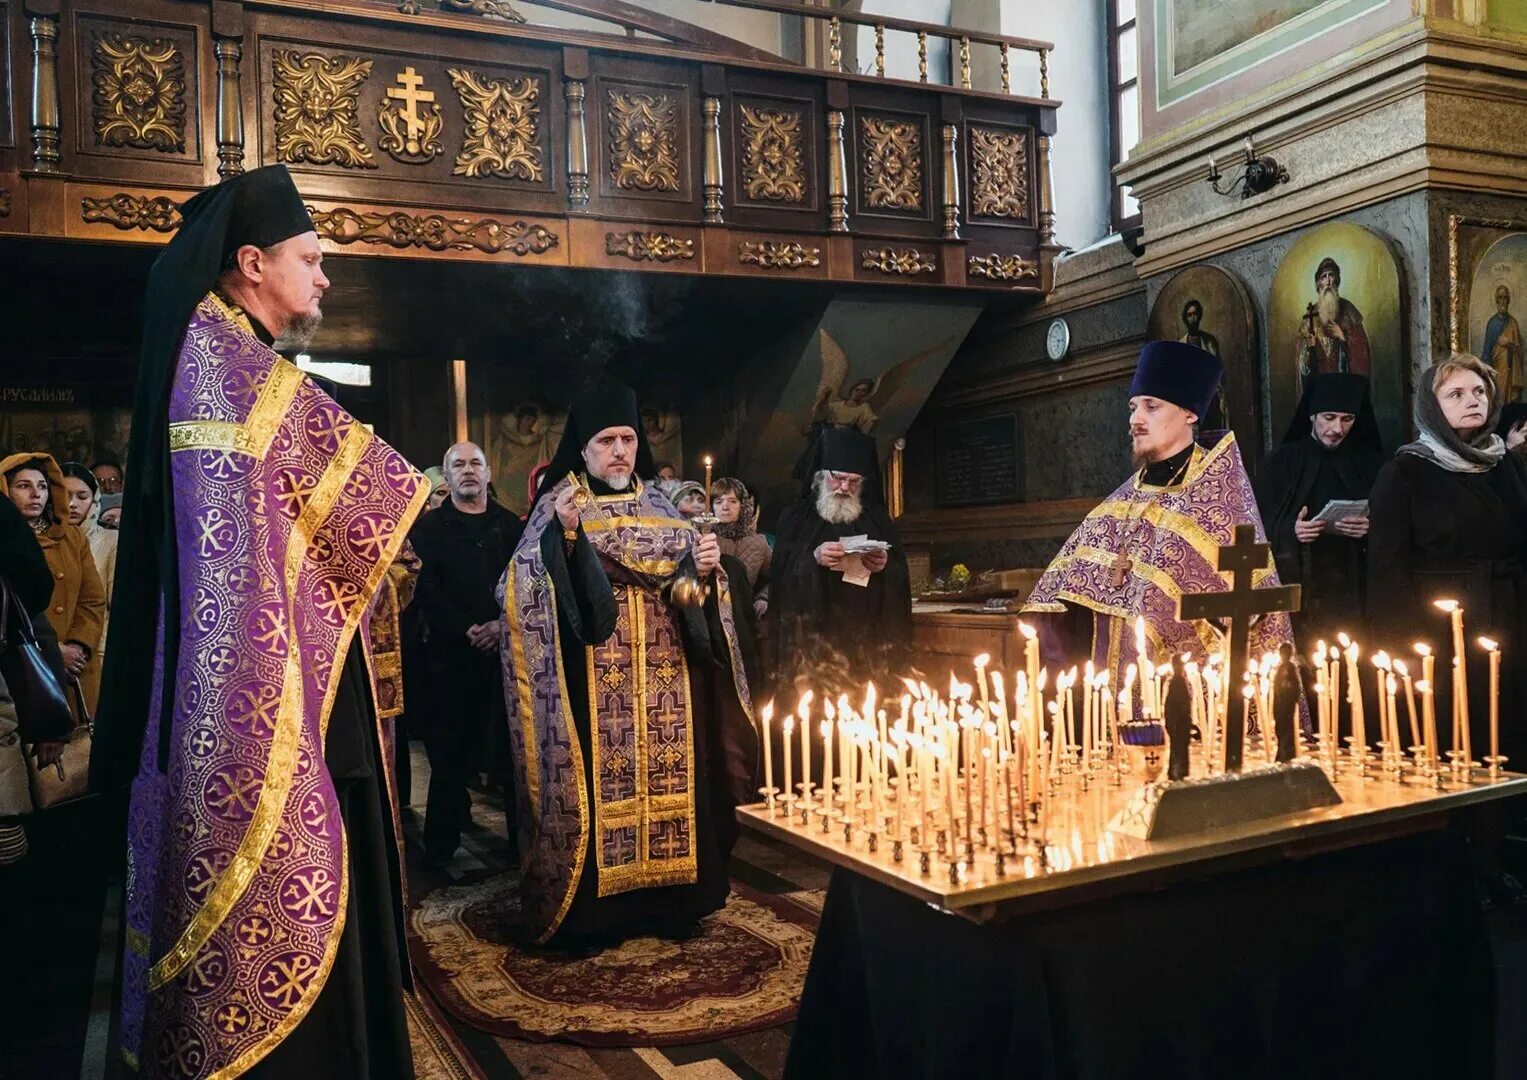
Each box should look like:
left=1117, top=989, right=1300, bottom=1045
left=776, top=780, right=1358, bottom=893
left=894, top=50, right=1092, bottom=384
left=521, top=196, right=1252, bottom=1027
left=806, top=328, right=941, bottom=437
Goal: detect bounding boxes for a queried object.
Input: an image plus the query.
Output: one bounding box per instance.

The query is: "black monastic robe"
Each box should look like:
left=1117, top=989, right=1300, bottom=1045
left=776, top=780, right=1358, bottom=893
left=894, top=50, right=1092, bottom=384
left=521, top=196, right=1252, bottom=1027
left=1254, top=434, right=1383, bottom=646
left=769, top=500, right=912, bottom=695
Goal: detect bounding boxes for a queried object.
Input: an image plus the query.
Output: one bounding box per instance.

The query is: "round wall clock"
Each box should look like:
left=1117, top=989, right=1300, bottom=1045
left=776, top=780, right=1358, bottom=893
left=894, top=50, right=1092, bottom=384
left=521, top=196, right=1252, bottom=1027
left=1045, top=317, right=1071, bottom=361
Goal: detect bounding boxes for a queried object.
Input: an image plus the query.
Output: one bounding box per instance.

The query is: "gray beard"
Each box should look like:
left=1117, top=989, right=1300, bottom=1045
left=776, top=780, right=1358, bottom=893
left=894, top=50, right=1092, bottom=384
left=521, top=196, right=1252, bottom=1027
left=594, top=469, right=631, bottom=491
left=816, top=487, right=862, bottom=525
left=276, top=311, right=323, bottom=352
left=1317, top=287, right=1340, bottom=325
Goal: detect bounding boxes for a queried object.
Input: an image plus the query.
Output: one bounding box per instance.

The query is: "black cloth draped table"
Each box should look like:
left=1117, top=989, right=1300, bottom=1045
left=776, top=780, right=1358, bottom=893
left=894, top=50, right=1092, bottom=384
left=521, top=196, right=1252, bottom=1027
left=785, top=826, right=1492, bottom=1079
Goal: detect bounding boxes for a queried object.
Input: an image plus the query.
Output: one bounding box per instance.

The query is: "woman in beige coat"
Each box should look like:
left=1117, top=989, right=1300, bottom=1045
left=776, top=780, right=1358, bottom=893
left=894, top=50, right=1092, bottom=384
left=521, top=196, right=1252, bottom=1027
left=712, top=477, right=771, bottom=590
left=0, top=453, right=107, bottom=717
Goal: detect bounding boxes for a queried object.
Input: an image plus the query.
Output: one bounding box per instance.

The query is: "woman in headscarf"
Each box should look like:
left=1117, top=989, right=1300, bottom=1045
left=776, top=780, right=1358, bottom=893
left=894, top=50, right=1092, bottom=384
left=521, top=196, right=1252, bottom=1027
left=1, top=453, right=106, bottom=717
left=711, top=477, right=770, bottom=590
left=1368, top=353, right=1527, bottom=768
left=424, top=464, right=450, bottom=510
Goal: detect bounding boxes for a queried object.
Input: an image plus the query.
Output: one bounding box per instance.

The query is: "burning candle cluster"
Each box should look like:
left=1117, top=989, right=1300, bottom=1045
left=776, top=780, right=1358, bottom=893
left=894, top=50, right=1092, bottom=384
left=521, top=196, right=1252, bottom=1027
left=750, top=601, right=1508, bottom=882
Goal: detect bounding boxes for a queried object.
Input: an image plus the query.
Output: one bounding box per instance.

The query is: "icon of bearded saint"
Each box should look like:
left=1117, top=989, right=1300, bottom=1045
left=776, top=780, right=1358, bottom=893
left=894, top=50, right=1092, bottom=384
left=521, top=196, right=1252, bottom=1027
left=1296, top=256, right=1370, bottom=390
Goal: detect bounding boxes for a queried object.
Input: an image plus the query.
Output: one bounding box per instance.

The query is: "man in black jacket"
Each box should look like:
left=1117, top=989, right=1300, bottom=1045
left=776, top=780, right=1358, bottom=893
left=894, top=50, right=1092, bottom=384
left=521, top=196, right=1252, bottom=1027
left=409, top=441, right=523, bottom=862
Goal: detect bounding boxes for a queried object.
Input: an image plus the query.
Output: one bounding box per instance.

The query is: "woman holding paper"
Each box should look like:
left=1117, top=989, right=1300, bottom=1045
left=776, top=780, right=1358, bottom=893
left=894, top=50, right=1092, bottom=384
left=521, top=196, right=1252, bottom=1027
left=1367, top=353, right=1527, bottom=769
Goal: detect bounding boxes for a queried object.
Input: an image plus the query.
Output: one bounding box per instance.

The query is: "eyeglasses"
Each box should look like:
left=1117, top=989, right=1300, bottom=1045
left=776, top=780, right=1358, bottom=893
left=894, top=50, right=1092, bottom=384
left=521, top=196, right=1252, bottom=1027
left=826, top=471, right=863, bottom=490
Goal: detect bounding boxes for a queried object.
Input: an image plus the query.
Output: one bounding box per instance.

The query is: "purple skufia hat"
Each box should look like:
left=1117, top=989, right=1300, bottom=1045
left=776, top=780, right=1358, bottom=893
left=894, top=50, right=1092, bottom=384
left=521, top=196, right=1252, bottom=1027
left=1129, top=341, right=1223, bottom=422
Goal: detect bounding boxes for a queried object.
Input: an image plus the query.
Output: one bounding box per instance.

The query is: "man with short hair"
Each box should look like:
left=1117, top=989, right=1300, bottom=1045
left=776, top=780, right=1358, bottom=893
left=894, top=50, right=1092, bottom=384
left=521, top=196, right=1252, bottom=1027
left=408, top=441, right=523, bottom=863
left=1025, top=342, right=1298, bottom=689
left=95, top=165, right=425, bottom=1079
left=502, top=384, right=756, bottom=946
left=770, top=428, right=911, bottom=693
left=1255, top=374, right=1383, bottom=646
left=89, top=459, right=124, bottom=496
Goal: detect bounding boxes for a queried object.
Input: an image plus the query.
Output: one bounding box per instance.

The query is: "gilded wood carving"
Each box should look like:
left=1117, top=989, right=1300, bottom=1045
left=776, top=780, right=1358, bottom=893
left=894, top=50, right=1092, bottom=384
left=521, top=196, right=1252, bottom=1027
left=82, top=193, right=181, bottom=231
left=272, top=50, right=377, bottom=169
left=605, top=231, right=695, bottom=262
left=378, top=66, right=443, bottom=163
left=739, top=105, right=805, bottom=204
left=860, top=115, right=922, bottom=212
left=738, top=240, right=820, bottom=270
left=309, top=207, right=557, bottom=254
left=969, top=126, right=1029, bottom=221
left=91, top=32, right=186, bottom=152
left=607, top=89, right=681, bottom=193
left=967, top=253, right=1038, bottom=282
left=448, top=68, right=543, bottom=182
left=860, top=247, right=935, bottom=275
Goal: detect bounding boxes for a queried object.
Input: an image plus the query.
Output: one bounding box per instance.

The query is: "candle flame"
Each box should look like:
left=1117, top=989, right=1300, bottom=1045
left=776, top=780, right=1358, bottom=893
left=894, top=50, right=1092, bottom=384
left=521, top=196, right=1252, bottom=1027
left=1387, top=675, right=1398, bottom=694
left=761, top=701, right=773, bottom=723
left=1338, top=632, right=1351, bottom=647
left=1434, top=598, right=1460, bottom=613
left=783, top=714, right=795, bottom=734
left=1019, top=621, right=1036, bottom=640
left=797, top=690, right=814, bottom=715
left=1479, top=636, right=1499, bottom=651
left=823, top=699, right=835, bottom=720
left=1416, top=680, right=1431, bottom=693
left=703, top=455, right=712, bottom=467
left=820, top=719, right=832, bottom=738
left=1037, top=669, right=1048, bottom=691
left=974, top=653, right=990, bottom=668
left=1242, top=684, right=1255, bottom=699
left=1373, top=651, right=1391, bottom=669
left=1414, top=642, right=1431, bottom=657
left=1394, top=659, right=1408, bottom=677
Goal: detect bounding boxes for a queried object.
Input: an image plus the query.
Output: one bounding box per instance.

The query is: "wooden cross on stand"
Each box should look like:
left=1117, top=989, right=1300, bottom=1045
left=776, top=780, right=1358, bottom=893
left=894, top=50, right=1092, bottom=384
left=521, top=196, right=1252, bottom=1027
left=1177, top=524, right=1301, bottom=772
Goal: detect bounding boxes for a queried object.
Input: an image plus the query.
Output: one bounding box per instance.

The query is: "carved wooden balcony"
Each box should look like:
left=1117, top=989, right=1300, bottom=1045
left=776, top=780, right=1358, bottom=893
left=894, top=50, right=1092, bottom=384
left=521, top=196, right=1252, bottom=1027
left=1, top=0, right=1060, bottom=292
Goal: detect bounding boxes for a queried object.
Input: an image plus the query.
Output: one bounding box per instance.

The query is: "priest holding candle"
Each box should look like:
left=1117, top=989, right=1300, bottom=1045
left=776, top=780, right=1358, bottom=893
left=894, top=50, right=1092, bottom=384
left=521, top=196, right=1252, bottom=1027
left=499, top=383, right=758, bottom=946
left=1024, top=342, right=1299, bottom=710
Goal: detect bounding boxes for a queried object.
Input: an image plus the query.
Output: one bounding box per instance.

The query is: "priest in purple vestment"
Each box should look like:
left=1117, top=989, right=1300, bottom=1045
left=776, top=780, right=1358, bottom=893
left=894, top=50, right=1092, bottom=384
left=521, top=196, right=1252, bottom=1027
left=1023, top=342, right=1298, bottom=694
left=93, top=165, right=426, bottom=1079
left=500, top=385, right=758, bottom=947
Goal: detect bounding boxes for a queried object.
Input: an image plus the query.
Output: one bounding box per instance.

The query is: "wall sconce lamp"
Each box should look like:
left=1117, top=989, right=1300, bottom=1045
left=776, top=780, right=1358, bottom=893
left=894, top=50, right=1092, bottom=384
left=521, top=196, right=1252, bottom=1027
left=1206, top=136, right=1289, bottom=200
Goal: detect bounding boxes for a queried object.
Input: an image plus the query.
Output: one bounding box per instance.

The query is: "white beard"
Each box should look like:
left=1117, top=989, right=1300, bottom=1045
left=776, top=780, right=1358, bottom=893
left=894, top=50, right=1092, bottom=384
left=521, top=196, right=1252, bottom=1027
left=1317, top=286, right=1340, bottom=325
left=816, top=487, right=862, bottom=525
left=589, top=467, right=631, bottom=491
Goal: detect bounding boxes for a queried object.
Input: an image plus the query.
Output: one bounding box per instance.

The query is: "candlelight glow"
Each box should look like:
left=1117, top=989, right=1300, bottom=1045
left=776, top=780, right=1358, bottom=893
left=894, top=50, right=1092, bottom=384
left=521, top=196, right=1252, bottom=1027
left=761, top=701, right=773, bottom=723
left=1338, top=632, right=1351, bottom=648
left=1434, top=598, right=1459, bottom=613
left=974, top=653, right=990, bottom=668
left=1018, top=621, right=1036, bottom=640
left=1479, top=637, right=1499, bottom=652
left=1394, top=659, right=1408, bottom=677
left=1414, top=642, right=1431, bottom=657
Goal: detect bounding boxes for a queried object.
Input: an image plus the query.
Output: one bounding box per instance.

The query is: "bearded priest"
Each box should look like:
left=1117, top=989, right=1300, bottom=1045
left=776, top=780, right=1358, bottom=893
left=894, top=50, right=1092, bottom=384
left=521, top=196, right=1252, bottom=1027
left=500, top=384, right=757, bottom=947
left=1023, top=341, right=1298, bottom=688
left=91, top=166, right=427, bottom=1079
left=770, top=428, right=912, bottom=695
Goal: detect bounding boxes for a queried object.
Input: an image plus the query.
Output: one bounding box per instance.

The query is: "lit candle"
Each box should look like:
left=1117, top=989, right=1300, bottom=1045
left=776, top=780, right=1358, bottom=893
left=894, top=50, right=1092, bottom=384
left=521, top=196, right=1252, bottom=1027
left=1480, top=637, right=1501, bottom=769
left=1344, top=643, right=1365, bottom=759
left=782, top=714, right=795, bottom=813
left=1416, top=644, right=1437, bottom=766
left=1395, top=658, right=1420, bottom=753
left=1373, top=652, right=1392, bottom=760
left=1135, top=617, right=1151, bottom=717
left=798, top=691, right=813, bottom=799
left=1435, top=600, right=1471, bottom=764
left=820, top=717, right=834, bottom=810
left=1314, top=643, right=1329, bottom=749
left=703, top=455, right=713, bottom=507
left=1419, top=680, right=1438, bottom=771
left=760, top=701, right=775, bottom=805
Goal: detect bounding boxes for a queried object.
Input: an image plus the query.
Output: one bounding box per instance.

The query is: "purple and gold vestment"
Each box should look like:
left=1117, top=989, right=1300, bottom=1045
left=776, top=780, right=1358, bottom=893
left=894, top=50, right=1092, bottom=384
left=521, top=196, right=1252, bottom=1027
left=120, top=293, right=427, bottom=1078
left=501, top=478, right=754, bottom=943
left=1024, top=433, right=1297, bottom=681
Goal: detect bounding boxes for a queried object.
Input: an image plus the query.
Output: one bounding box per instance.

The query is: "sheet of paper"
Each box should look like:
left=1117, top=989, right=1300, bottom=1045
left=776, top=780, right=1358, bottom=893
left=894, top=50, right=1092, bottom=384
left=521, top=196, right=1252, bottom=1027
left=841, top=552, right=871, bottom=587
left=1310, top=499, right=1368, bottom=525
left=839, top=533, right=892, bottom=554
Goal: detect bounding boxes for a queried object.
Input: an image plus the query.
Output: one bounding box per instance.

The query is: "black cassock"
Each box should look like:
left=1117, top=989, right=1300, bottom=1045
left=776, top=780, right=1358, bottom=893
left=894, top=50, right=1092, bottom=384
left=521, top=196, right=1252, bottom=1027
left=769, top=500, right=912, bottom=695
left=1368, top=451, right=1527, bottom=765
left=535, top=496, right=758, bottom=946
left=1253, top=435, right=1383, bottom=645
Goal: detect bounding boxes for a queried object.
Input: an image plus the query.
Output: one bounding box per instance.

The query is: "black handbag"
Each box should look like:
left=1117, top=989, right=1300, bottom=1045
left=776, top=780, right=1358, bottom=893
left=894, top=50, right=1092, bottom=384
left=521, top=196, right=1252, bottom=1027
left=0, top=576, right=75, bottom=744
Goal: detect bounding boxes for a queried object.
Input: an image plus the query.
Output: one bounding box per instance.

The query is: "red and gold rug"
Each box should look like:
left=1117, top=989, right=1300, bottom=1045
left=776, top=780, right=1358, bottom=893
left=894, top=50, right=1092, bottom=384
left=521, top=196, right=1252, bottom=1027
left=405, top=986, right=487, bottom=1080
left=408, top=874, right=820, bottom=1047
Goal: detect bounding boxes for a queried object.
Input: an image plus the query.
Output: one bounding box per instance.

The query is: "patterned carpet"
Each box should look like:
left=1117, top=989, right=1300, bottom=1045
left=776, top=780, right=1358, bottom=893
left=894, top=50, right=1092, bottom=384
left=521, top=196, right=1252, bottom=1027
left=401, top=742, right=830, bottom=1079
